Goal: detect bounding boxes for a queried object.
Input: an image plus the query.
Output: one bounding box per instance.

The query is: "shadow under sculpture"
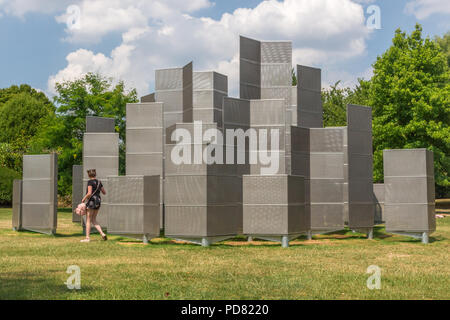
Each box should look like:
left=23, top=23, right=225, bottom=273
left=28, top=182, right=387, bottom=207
left=107, top=175, right=161, bottom=243
left=383, top=149, right=436, bottom=243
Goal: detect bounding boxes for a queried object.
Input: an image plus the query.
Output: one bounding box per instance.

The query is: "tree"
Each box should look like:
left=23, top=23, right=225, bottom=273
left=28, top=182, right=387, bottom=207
left=435, top=31, right=450, bottom=67
left=31, top=73, right=138, bottom=196
left=0, top=84, right=53, bottom=110
left=0, top=88, right=55, bottom=173
left=322, top=79, right=370, bottom=127
left=369, top=24, right=450, bottom=197
left=291, top=68, right=297, bottom=86
left=0, top=92, right=55, bottom=145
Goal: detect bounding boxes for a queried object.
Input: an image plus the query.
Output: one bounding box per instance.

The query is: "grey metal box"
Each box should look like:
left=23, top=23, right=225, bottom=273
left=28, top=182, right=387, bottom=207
left=141, top=93, right=155, bottom=103
left=223, top=97, right=251, bottom=127
left=165, top=175, right=241, bottom=206
left=240, top=36, right=261, bottom=100
left=243, top=175, right=308, bottom=236
left=21, top=154, right=58, bottom=235
left=192, top=71, right=227, bottom=129
left=86, top=116, right=115, bottom=133
left=347, top=105, right=374, bottom=230
left=83, top=132, right=119, bottom=228
left=293, top=128, right=345, bottom=232
left=296, top=65, right=323, bottom=128
left=107, top=175, right=160, bottom=241
left=165, top=205, right=241, bottom=238
left=12, top=179, right=22, bottom=231
left=383, top=149, right=436, bottom=233
left=164, top=174, right=242, bottom=241
left=155, top=62, right=193, bottom=130
left=72, top=165, right=83, bottom=223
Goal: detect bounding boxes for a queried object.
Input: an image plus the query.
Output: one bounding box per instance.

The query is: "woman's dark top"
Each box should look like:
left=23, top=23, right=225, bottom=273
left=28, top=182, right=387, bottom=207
left=86, top=179, right=103, bottom=209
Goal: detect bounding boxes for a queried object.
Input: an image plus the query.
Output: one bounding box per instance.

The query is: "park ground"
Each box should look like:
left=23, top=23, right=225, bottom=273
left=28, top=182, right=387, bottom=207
left=0, top=208, right=449, bottom=300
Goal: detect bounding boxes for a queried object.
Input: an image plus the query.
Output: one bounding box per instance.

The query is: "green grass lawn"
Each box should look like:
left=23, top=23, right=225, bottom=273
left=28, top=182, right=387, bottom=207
left=0, top=208, right=449, bottom=300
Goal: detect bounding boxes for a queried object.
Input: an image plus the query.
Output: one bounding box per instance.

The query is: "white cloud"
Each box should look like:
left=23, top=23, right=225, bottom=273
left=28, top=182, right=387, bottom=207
left=405, top=0, right=450, bottom=19
left=47, top=0, right=372, bottom=96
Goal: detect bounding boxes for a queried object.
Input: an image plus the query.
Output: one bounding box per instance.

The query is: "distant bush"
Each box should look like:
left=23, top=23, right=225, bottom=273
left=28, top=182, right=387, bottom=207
left=0, top=166, right=20, bottom=206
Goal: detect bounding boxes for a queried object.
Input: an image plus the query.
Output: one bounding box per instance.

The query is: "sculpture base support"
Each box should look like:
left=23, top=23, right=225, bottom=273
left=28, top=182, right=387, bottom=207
left=171, top=236, right=234, bottom=247
left=247, top=233, right=308, bottom=248
left=352, top=228, right=374, bottom=239
left=107, top=233, right=157, bottom=244
left=390, top=231, right=431, bottom=244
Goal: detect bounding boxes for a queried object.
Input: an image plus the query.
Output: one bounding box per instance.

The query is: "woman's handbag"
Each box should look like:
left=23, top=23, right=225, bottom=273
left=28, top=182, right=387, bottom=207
left=74, top=180, right=102, bottom=215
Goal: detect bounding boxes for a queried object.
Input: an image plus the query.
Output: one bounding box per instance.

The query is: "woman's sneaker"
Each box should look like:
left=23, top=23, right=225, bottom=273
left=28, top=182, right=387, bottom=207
left=80, top=238, right=90, bottom=243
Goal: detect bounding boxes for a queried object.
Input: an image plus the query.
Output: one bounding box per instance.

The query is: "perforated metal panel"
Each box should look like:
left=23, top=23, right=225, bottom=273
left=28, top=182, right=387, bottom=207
left=86, top=116, right=115, bottom=133
left=107, top=175, right=160, bottom=240
left=164, top=175, right=242, bottom=238
left=193, top=71, right=227, bottom=130
left=83, top=132, right=119, bottom=228
left=347, top=105, right=374, bottom=229
left=296, top=65, right=323, bottom=128
left=126, top=102, right=165, bottom=226
left=383, top=149, right=435, bottom=233
left=72, top=165, right=83, bottom=223
left=12, top=179, right=22, bottom=231
left=183, top=62, right=193, bottom=123
left=21, top=154, right=58, bottom=235
left=141, top=93, right=155, bottom=103
left=240, top=36, right=261, bottom=100
left=293, top=128, right=345, bottom=232
left=243, top=175, right=308, bottom=236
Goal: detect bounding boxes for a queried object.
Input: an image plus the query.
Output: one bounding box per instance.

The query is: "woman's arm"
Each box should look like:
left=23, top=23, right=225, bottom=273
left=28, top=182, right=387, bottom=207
left=81, top=185, right=93, bottom=203
left=101, top=186, right=106, bottom=195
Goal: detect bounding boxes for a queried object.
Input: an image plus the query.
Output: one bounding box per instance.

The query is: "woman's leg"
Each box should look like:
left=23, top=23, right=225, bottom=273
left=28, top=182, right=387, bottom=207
left=84, top=209, right=94, bottom=241
left=91, top=209, right=106, bottom=237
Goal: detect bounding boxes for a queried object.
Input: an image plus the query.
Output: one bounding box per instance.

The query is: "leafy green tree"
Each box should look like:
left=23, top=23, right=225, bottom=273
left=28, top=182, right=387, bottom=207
left=0, top=92, right=55, bottom=145
left=322, top=79, right=370, bottom=127
left=435, top=31, right=450, bottom=67
left=369, top=24, right=450, bottom=197
left=0, top=84, right=53, bottom=110
left=0, top=166, right=20, bottom=206
left=0, top=89, right=55, bottom=173
left=31, top=73, right=138, bottom=196
left=291, top=68, right=297, bottom=86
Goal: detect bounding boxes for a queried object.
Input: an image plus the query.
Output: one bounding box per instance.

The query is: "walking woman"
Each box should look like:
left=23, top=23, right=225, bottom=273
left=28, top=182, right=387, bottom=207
left=80, top=169, right=107, bottom=242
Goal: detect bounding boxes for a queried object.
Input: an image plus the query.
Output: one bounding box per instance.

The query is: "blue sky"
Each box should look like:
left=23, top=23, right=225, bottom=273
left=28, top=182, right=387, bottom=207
left=0, top=0, right=448, bottom=97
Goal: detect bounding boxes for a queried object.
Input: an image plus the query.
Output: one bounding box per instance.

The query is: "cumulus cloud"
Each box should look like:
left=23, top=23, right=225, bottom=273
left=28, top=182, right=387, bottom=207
left=405, top=0, right=450, bottom=19
left=46, top=0, right=372, bottom=96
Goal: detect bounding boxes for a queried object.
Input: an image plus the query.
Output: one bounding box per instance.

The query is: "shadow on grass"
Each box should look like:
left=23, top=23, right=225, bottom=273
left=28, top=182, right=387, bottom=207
left=54, top=232, right=85, bottom=238
left=0, top=275, right=97, bottom=300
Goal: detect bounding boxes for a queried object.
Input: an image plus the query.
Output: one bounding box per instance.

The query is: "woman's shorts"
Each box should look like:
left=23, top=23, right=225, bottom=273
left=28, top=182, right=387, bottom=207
left=87, top=198, right=101, bottom=210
